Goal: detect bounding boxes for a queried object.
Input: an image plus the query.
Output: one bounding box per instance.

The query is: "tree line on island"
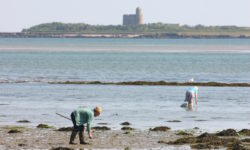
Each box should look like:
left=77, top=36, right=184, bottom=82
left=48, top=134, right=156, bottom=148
left=22, top=22, right=250, bottom=36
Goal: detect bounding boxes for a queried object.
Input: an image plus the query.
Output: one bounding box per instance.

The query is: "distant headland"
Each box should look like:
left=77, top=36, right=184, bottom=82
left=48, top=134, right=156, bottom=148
left=1, top=7, right=250, bottom=39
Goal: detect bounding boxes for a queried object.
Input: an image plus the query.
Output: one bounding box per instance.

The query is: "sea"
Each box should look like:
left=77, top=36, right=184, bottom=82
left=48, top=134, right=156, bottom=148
left=0, top=38, right=250, bottom=132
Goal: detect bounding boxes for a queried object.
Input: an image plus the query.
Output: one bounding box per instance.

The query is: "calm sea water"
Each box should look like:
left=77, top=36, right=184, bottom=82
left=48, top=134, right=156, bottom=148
left=0, top=38, right=249, bottom=132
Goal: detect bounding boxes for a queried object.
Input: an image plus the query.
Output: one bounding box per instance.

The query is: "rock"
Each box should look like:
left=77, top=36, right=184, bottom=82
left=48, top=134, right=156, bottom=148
left=92, top=126, right=111, bottom=130
left=216, top=129, right=238, bottom=136
left=149, top=126, right=170, bottom=132
left=57, top=127, right=73, bottom=131
left=8, top=129, right=22, bottom=133
left=238, top=129, right=250, bottom=136
left=180, top=103, right=187, bottom=108
left=37, top=124, right=53, bottom=128
left=51, top=147, right=74, bottom=150
left=17, top=120, right=30, bottom=123
left=121, top=122, right=131, bottom=125
left=167, top=120, right=181, bottom=123
left=193, top=127, right=200, bottom=130
left=121, top=127, right=134, bottom=130
left=18, top=143, right=26, bottom=147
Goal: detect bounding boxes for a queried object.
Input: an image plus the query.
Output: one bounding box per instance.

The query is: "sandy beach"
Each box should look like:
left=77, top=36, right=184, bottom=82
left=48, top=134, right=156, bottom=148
left=0, top=124, right=249, bottom=150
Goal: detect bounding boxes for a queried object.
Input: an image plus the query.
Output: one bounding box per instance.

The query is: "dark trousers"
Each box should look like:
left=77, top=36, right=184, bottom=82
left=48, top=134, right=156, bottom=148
left=69, top=112, right=85, bottom=143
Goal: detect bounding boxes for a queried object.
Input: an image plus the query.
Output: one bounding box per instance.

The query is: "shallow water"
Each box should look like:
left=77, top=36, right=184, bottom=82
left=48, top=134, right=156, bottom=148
left=0, top=38, right=250, bottom=132
left=0, top=83, right=249, bottom=132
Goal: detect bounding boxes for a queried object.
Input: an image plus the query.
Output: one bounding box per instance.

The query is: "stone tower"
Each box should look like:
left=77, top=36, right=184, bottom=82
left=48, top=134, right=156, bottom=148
left=123, top=7, right=143, bottom=26
left=136, top=7, right=143, bottom=25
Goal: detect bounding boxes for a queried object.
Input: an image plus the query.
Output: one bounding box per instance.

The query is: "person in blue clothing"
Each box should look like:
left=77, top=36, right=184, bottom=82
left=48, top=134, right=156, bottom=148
left=184, top=86, right=198, bottom=109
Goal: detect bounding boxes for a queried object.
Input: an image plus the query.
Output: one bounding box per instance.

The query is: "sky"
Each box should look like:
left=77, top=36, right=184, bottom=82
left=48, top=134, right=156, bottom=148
left=1, top=0, right=250, bottom=32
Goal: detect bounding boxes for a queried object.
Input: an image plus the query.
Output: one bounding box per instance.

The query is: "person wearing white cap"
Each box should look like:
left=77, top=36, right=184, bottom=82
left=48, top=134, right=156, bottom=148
left=69, top=106, right=102, bottom=144
left=184, top=86, right=198, bottom=109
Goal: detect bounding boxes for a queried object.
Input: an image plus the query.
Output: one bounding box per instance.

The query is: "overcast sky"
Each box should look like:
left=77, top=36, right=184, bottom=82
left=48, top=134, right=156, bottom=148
left=1, top=0, right=250, bottom=32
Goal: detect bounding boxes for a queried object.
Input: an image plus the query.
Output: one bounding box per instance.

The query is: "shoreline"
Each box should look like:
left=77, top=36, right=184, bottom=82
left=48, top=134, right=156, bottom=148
left=2, top=81, right=249, bottom=87
left=51, top=81, right=250, bottom=87
left=1, top=32, right=250, bottom=39
left=0, top=125, right=249, bottom=149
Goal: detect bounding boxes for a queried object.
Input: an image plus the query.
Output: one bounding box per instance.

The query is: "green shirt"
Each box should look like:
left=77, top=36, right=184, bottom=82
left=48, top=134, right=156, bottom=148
left=73, top=108, right=94, bottom=133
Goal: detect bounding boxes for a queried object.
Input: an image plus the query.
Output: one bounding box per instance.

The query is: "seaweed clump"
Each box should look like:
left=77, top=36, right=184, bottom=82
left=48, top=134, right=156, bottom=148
left=121, top=122, right=131, bottom=125
left=92, top=126, right=111, bottom=130
left=57, top=127, right=73, bottom=132
left=241, top=138, right=250, bottom=143
left=167, top=120, right=181, bottom=123
left=191, top=143, right=212, bottom=149
left=216, top=129, right=238, bottom=136
left=176, top=130, right=193, bottom=136
left=121, top=127, right=134, bottom=131
left=167, top=131, right=247, bottom=149
left=238, top=129, right=250, bottom=136
left=17, top=120, right=30, bottom=123
left=149, top=126, right=171, bottom=132
left=8, top=129, right=22, bottom=133
left=37, top=124, right=53, bottom=129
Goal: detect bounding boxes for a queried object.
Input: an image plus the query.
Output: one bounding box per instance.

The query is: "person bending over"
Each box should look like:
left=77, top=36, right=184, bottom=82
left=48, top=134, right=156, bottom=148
left=69, top=106, right=102, bottom=144
left=184, top=86, right=198, bottom=109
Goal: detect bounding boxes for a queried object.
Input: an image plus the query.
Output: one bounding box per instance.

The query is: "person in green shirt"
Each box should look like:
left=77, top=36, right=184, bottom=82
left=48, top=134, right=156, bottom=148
left=69, top=106, right=102, bottom=144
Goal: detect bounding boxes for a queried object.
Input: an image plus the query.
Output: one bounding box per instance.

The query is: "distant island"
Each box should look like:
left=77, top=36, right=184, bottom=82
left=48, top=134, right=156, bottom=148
left=1, top=22, right=250, bottom=39
left=1, top=7, right=250, bottom=39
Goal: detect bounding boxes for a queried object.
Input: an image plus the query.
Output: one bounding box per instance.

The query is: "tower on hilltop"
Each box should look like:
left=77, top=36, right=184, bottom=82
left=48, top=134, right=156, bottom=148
left=123, top=7, right=143, bottom=26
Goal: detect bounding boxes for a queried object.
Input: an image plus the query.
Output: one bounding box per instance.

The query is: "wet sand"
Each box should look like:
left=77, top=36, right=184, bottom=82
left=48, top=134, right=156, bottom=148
left=0, top=125, right=249, bottom=150
left=0, top=126, right=183, bottom=149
